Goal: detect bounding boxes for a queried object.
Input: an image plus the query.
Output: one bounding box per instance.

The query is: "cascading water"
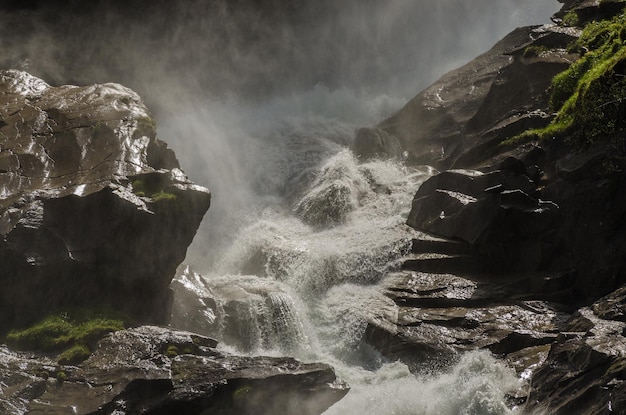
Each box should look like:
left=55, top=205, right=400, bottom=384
left=154, top=5, right=564, bottom=411
left=0, top=0, right=566, bottom=413
left=166, top=91, right=529, bottom=413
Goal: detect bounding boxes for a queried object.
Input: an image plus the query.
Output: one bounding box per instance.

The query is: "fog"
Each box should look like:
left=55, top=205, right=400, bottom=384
left=0, top=0, right=561, bottom=267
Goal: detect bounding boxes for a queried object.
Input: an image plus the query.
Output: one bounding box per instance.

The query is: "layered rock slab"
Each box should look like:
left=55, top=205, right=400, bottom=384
left=0, top=70, right=211, bottom=329
left=0, top=326, right=349, bottom=415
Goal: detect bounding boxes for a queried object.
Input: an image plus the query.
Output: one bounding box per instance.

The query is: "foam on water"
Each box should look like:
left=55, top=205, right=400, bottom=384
left=161, top=80, right=534, bottom=413
left=324, top=351, right=521, bottom=415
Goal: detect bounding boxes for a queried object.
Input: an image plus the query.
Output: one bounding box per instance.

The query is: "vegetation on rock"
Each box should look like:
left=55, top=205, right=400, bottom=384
left=522, top=7, right=626, bottom=147
left=5, top=308, right=126, bottom=365
left=131, top=176, right=178, bottom=202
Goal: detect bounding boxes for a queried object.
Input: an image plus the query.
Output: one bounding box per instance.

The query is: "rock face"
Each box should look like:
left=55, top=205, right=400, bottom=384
left=0, top=70, right=211, bottom=329
left=0, top=326, right=349, bottom=415
left=378, top=24, right=577, bottom=169
left=362, top=2, right=626, bottom=413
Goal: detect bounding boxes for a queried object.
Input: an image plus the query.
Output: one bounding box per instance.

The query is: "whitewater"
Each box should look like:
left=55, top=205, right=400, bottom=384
left=144, top=3, right=563, bottom=414
left=161, top=87, right=526, bottom=414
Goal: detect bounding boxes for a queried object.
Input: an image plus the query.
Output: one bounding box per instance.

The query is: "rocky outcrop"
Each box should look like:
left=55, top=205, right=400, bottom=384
left=0, top=326, right=349, bottom=415
left=525, top=287, right=626, bottom=414
left=365, top=2, right=626, bottom=413
left=0, top=70, right=211, bottom=329
left=378, top=24, right=577, bottom=169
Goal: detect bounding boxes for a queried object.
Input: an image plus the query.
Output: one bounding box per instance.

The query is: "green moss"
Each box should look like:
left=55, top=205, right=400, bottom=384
left=233, top=385, right=252, bottom=400
left=58, top=344, right=91, bottom=365
left=563, top=10, right=582, bottom=27
left=522, top=10, right=626, bottom=146
left=151, top=190, right=177, bottom=202
left=165, top=345, right=179, bottom=358
left=523, top=45, right=549, bottom=58
left=162, top=342, right=200, bottom=358
left=5, top=309, right=126, bottom=365
left=131, top=177, right=177, bottom=202
left=56, top=371, right=68, bottom=382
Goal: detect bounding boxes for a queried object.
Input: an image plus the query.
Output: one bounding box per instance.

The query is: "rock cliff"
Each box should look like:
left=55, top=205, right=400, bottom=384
left=0, top=70, right=211, bottom=328
left=368, top=0, right=626, bottom=413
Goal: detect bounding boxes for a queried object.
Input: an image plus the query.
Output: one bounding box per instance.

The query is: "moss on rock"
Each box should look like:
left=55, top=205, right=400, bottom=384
left=4, top=308, right=126, bottom=365
left=527, top=8, right=626, bottom=147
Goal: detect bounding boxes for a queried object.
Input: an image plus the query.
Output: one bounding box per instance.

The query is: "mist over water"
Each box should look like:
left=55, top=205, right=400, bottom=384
left=2, top=1, right=560, bottom=413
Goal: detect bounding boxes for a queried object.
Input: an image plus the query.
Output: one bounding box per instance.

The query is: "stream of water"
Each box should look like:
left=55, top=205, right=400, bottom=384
left=151, top=3, right=563, bottom=413
left=163, top=91, right=529, bottom=414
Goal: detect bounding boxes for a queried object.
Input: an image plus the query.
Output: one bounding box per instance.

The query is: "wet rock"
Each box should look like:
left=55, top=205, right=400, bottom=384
left=0, top=326, right=349, bottom=415
left=352, top=127, right=404, bottom=161
left=526, top=288, right=626, bottom=415
left=169, top=268, right=309, bottom=355
left=368, top=269, right=570, bottom=373
left=406, top=168, right=559, bottom=273
left=0, top=70, right=211, bottom=329
left=378, top=25, right=575, bottom=169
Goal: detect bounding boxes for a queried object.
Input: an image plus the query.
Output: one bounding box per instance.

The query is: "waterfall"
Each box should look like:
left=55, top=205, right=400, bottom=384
left=154, top=2, right=564, bottom=414
left=166, top=94, right=527, bottom=413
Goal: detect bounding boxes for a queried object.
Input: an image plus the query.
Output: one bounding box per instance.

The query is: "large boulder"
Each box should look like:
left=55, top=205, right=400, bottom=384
left=0, top=70, right=211, bottom=329
left=0, top=326, right=349, bottom=415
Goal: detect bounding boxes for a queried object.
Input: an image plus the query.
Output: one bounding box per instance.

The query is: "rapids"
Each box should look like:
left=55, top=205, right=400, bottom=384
left=166, top=91, right=526, bottom=414
left=152, top=3, right=563, bottom=413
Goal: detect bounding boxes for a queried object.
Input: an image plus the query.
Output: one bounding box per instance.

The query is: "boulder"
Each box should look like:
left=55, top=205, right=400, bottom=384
left=352, top=127, right=404, bottom=161
left=406, top=168, right=559, bottom=272
left=0, top=70, right=211, bottom=329
left=0, top=326, right=349, bottom=415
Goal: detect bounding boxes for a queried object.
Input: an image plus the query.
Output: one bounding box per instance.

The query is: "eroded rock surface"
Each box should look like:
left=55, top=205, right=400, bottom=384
left=0, top=70, right=211, bottom=329
left=365, top=3, right=626, bottom=413
left=0, top=326, right=349, bottom=415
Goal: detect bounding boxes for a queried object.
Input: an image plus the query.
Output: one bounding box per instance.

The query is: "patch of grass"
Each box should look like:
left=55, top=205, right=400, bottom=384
left=519, top=10, right=626, bottom=146
left=131, top=177, right=177, bottom=202
left=5, top=308, right=126, bottom=365
left=563, top=10, right=582, bottom=27
left=523, top=45, right=549, bottom=58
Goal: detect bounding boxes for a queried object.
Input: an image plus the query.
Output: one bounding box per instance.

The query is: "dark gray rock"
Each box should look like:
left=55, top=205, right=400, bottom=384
left=352, top=127, right=404, bottom=161
left=0, top=70, right=211, bottom=329
left=0, top=326, right=349, bottom=415
left=378, top=25, right=576, bottom=169
left=526, top=287, right=626, bottom=415
left=406, top=169, right=559, bottom=266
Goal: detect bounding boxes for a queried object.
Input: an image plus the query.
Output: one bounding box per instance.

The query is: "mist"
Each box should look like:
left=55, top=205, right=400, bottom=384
left=0, top=0, right=560, bottom=268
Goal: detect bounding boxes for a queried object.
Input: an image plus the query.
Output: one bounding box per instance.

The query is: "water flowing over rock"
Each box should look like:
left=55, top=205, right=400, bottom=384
left=0, top=70, right=211, bottom=328
left=366, top=2, right=626, bottom=412
left=0, top=326, right=349, bottom=415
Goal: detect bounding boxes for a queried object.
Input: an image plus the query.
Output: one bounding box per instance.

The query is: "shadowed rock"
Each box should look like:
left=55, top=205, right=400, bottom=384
left=0, top=70, right=211, bottom=329
left=352, top=127, right=404, bottom=161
